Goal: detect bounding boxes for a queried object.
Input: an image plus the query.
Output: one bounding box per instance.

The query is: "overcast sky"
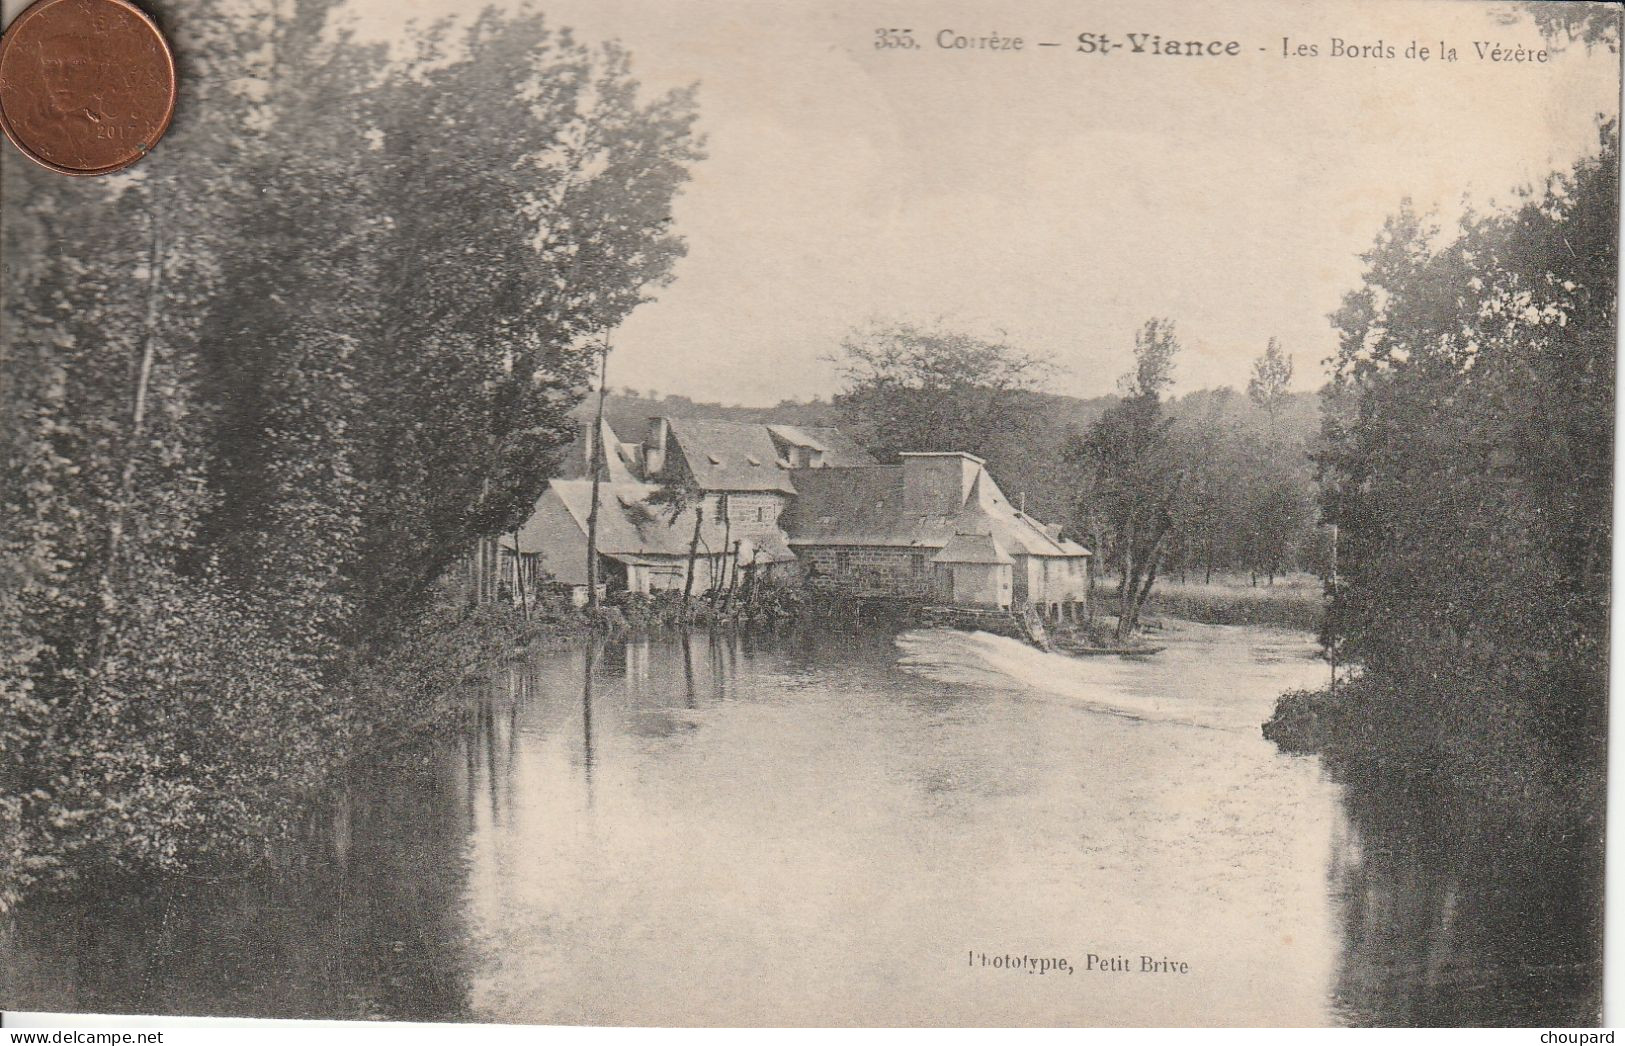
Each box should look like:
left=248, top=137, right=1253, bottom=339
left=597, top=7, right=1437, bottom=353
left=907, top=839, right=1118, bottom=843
left=339, top=0, right=1617, bottom=405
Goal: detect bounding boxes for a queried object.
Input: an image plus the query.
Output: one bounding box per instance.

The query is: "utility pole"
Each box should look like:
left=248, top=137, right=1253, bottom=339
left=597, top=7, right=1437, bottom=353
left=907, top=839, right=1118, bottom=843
left=585, top=336, right=611, bottom=613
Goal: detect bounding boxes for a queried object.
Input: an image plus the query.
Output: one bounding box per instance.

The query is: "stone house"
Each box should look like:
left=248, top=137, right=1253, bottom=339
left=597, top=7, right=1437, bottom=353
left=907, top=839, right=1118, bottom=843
left=782, top=451, right=1091, bottom=617
left=499, top=479, right=735, bottom=606
left=504, top=419, right=1090, bottom=616
left=637, top=416, right=876, bottom=575
left=501, top=416, right=875, bottom=604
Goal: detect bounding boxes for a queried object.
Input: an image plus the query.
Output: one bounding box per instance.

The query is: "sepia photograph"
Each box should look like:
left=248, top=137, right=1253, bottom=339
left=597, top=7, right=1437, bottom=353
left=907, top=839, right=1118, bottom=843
left=0, top=0, right=1619, bottom=1029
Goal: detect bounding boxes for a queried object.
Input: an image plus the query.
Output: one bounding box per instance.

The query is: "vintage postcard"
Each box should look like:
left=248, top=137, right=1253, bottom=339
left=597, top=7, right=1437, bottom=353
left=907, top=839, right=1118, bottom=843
left=0, top=0, right=1618, bottom=1029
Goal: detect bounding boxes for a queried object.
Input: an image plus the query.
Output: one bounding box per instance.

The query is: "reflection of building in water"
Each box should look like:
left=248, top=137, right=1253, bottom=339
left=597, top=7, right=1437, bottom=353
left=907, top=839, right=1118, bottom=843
left=496, top=416, right=1090, bottom=618
left=461, top=675, right=522, bottom=830
left=622, top=636, right=651, bottom=688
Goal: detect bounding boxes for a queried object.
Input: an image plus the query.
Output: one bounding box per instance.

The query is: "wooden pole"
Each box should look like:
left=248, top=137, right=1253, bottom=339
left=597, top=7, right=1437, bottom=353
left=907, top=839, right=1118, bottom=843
left=723, top=540, right=741, bottom=612
left=683, top=504, right=703, bottom=614
left=585, top=337, right=610, bottom=613
left=512, top=529, right=530, bottom=619
left=710, top=496, right=731, bottom=610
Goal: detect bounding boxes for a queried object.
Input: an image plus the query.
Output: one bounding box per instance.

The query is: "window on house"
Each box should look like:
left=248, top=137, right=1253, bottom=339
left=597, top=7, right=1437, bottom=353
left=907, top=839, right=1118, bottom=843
left=911, top=553, right=927, bottom=576
left=835, top=550, right=851, bottom=573
left=756, top=507, right=765, bottom=522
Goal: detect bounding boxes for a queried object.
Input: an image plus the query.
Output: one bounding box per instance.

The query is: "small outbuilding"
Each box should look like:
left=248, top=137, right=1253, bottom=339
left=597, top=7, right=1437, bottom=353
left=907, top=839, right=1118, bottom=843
left=933, top=532, right=1015, bottom=609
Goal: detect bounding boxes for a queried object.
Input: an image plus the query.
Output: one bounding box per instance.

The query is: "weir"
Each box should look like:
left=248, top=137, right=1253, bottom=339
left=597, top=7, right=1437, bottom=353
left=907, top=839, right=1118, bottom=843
left=916, top=603, right=1056, bottom=652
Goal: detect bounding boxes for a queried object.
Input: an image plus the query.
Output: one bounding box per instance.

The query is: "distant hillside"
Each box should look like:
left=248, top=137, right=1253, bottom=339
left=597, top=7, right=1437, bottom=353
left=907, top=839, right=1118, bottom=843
left=576, top=393, right=841, bottom=441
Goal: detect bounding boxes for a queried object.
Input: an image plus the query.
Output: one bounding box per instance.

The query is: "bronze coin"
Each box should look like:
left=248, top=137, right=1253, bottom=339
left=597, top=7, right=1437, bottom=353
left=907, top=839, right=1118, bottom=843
left=0, top=0, right=175, bottom=176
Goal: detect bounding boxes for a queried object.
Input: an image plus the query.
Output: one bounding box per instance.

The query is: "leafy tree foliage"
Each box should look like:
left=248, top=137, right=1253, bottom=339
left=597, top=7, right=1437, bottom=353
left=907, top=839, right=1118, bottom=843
left=1246, top=338, right=1294, bottom=429
left=1316, top=123, right=1616, bottom=793
left=1516, top=2, right=1620, bottom=53
left=830, top=320, right=1055, bottom=464
left=0, top=0, right=701, bottom=906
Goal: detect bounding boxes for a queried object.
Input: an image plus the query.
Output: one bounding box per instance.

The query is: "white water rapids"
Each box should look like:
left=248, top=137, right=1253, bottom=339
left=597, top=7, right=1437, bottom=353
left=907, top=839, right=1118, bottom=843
left=895, top=621, right=1326, bottom=733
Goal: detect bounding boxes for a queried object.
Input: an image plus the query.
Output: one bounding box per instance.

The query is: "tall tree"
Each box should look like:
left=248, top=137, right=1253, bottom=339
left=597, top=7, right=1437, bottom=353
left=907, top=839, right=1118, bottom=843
left=1246, top=338, right=1294, bottom=431
left=1167, top=388, right=1242, bottom=583
left=1316, top=123, right=1616, bottom=789
left=585, top=344, right=611, bottom=612
left=336, top=10, right=704, bottom=633
left=1066, top=319, right=1184, bottom=638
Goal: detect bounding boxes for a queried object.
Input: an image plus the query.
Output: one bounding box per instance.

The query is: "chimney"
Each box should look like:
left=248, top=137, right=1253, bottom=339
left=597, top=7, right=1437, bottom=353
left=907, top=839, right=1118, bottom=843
left=644, top=417, right=669, bottom=477
left=900, top=452, right=983, bottom=517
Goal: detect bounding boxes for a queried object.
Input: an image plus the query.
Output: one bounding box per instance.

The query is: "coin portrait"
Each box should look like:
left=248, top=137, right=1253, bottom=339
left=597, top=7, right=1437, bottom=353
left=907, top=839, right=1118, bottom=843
left=0, top=0, right=175, bottom=175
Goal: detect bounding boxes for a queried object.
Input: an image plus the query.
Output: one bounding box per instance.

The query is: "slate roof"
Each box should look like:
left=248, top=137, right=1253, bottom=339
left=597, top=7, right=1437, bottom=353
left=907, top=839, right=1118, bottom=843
left=667, top=418, right=798, bottom=493
left=665, top=418, right=877, bottom=493
left=767, top=424, right=876, bottom=466
left=780, top=466, right=917, bottom=544
left=782, top=463, right=1091, bottom=558
left=935, top=532, right=1014, bottom=565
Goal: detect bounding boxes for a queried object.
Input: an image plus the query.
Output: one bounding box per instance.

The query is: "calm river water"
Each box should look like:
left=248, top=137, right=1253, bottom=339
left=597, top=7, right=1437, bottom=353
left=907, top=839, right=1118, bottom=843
left=1, top=623, right=1600, bottom=1025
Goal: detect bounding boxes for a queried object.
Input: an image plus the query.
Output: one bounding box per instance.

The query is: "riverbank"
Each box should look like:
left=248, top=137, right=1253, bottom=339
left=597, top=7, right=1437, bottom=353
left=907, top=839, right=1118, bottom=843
left=1135, top=574, right=1325, bottom=632
left=1263, top=671, right=1604, bottom=829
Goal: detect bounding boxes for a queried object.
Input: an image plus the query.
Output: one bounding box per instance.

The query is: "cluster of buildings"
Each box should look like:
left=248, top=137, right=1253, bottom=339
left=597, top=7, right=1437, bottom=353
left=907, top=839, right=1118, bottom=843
left=498, top=415, right=1092, bottom=619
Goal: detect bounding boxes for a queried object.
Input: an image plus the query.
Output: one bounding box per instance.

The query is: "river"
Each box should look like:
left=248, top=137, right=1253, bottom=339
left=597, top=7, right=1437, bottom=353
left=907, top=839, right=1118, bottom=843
left=0, top=622, right=1601, bottom=1025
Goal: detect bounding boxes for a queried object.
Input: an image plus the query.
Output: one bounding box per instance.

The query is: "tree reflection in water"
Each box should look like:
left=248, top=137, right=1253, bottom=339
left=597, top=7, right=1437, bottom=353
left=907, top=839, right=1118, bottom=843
left=0, top=748, right=477, bottom=1022
left=1327, top=764, right=1602, bottom=1026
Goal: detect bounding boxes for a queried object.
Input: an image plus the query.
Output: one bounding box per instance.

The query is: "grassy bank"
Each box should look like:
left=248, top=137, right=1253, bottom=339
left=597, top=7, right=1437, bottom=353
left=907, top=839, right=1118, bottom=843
left=1128, top=574, right=1325, bottom=632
